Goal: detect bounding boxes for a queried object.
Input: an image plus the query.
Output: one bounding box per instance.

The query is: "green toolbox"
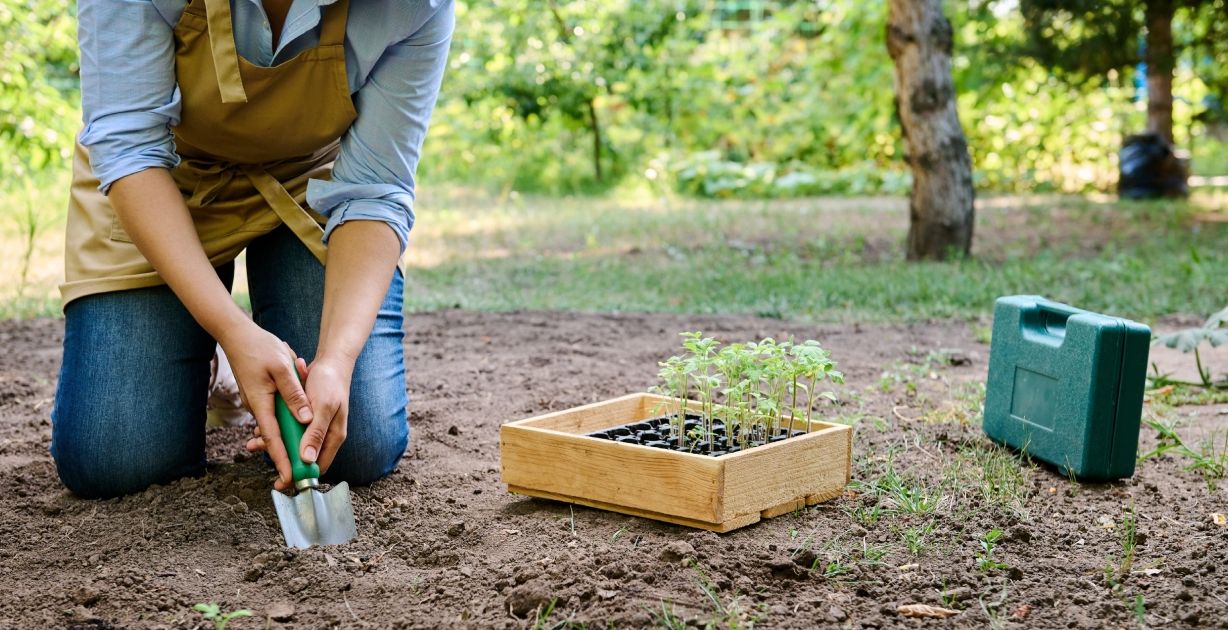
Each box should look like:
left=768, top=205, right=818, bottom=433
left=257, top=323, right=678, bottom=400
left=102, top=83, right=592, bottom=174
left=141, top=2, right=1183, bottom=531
left=983, top=296, right=1151, bottom=481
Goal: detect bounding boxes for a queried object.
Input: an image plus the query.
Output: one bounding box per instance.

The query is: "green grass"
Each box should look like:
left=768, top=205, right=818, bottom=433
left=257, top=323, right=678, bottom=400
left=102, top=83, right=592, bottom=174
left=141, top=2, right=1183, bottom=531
left=4, top=179, right=1227, bottom=322
left=402, top=188, right=1228, bottom=323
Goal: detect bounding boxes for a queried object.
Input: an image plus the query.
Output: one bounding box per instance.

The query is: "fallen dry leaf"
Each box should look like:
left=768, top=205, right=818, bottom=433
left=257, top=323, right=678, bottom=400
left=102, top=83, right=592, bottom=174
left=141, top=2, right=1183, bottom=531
left=897, top=563, right=919, bottom=572
left=1213, top=513, right=1226, bottom=527
left=502, top=529, right=521, bottom=535
left=897, top=604, right=959, bottom=619
left=1011, top=603, right=1033, bottom=619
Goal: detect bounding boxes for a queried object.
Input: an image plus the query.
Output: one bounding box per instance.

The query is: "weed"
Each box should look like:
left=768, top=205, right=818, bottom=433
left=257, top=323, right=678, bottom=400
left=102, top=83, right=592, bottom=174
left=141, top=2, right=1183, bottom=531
left=1151, top=306, right=1228, bottom=388
left=531, top=599, right=585, bottom=630
left=859, top=539, right=887, bottom=565
left=976, top=529, right=1009, bottom=572
left=192, top=603, right=252, bottom=630
left=651, top=601, right=687, bottom=629
left=845, top=502, right=885, bottom=526
left=1119, top=505, right=1137, bottom=578
left=690, top=563, right=758, bottom=629
left=938, top=580, right=960, bottom=609
left=1139, top=413, right=1228, bottom=490
left=611, top=526, right=629, bottom=542
left=977, top=588, right=1009, bottom=630
left=901, top=520, right=937, bottom=556
left=945, top=441, right=1031, bottom=517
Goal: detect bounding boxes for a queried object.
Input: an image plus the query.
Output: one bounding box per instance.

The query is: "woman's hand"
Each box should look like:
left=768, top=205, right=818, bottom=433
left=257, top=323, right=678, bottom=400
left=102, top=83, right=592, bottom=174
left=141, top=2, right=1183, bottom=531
left=297, top=356, right=354, bottom=474
left=243, top=353, right=354, bottom=480
left=221, top=321, right=312, bottom=491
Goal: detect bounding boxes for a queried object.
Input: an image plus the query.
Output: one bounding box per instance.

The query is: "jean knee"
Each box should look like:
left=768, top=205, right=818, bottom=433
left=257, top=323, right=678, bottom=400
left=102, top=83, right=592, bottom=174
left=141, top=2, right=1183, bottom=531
left=51, top=433, right=202, bottom=499
left=323, top=403, right=408, bottom=487
left=51, top=406, right=204, bottom=499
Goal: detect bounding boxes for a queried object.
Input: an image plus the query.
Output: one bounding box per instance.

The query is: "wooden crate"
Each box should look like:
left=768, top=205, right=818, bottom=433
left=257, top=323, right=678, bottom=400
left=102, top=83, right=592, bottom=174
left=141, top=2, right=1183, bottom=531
left=500, top=393, right=853, bottom=533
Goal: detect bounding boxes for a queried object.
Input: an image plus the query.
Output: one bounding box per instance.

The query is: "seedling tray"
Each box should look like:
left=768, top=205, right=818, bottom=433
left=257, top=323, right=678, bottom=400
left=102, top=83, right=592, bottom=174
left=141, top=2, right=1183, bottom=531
left=500, top=393, right=853, bottom=533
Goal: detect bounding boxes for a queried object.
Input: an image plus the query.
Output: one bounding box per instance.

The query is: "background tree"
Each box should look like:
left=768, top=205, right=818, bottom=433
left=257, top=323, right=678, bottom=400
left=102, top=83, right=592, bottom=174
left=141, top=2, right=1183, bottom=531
left=886, top=0, right=976, bottom=260
left=1019, top=0, right=1227, bottom=146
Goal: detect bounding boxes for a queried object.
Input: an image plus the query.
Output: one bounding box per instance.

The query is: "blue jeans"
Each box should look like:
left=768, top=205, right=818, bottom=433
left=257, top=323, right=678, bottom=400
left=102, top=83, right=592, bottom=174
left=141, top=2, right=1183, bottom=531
left=50, top=226, right=409, bottom=498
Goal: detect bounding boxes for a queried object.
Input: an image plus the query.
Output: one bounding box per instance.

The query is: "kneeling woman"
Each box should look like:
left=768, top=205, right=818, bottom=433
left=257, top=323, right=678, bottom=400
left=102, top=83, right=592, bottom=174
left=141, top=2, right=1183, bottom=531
left=52, top=0, right=453, bottom=497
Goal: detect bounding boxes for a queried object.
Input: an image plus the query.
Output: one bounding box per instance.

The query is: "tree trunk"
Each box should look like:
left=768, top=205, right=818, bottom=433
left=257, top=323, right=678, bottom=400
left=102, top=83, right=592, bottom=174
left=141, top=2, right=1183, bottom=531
left=1145, top=0, right=1175, bottom=144
left=587, top=98, right=603, bottom=182
left=886, top=0, right=975, bottom=261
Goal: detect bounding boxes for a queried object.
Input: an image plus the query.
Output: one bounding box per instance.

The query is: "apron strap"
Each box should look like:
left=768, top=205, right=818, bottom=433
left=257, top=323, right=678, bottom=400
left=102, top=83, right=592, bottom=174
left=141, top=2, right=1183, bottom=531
left=203, top=0, right=249, bottom=104
left=243, top=167, right=329, bottom=264
left=319, top=0, right=350, bottom=47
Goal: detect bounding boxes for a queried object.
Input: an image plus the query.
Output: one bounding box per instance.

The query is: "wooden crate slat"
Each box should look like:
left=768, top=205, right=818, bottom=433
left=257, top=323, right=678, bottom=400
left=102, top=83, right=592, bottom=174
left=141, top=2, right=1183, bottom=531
left=508, top=485, right=761, bottom=534
left=501, top=423, right=724, bottom=523
left=720, top=423, right=852, bottom=522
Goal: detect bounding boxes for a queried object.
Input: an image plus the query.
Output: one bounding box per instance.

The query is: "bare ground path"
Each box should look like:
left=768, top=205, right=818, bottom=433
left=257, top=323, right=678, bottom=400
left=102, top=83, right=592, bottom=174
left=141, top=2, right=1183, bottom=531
left=0, top=311, right=1224, bottom=628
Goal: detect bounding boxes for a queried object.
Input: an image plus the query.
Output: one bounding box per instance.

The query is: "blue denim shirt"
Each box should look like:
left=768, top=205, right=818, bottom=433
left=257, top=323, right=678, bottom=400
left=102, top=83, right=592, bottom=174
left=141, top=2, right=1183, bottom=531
left=77, top=0, right=454, bottom=253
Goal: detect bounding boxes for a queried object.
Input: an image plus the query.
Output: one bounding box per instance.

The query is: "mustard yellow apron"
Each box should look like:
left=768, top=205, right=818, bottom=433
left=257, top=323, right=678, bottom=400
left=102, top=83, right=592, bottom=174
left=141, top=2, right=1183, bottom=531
left=61, top=0, right=357, bottom=306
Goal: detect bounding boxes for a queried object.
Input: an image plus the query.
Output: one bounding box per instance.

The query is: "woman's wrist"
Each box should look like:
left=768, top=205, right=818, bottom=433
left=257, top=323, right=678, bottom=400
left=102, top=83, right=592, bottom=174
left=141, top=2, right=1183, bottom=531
left=209, top=305, right=259, bottom=348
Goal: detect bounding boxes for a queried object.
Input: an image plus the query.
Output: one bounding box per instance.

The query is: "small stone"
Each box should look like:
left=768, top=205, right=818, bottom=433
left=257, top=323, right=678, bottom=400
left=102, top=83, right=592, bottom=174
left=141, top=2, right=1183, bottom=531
left=447, top=425, right=461, bottom=436
left=267, top=601, right=295, bottom=621
left=447, top=521, right=466, bottom=537
left=828, top=605, right=848, bottom=622
left=287, top=576, right=309, bottom=593
left=659, top=541, right=696, bottom=563
left=71, top=586, right=101, bottom=606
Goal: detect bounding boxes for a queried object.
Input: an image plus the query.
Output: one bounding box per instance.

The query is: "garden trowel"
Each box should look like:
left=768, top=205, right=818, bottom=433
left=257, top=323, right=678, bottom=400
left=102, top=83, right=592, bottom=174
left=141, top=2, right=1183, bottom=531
left=271, top=394, right=357, bottom=548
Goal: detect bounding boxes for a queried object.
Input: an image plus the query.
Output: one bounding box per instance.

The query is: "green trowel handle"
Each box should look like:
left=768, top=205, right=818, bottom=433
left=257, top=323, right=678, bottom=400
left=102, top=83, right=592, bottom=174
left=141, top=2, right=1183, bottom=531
left=275, top=394, right=320, bottom=484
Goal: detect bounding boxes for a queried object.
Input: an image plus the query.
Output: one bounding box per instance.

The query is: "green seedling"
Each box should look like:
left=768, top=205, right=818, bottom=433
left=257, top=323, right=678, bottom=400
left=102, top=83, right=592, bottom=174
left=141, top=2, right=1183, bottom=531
left=1133, top=594, right=1146, bottom=629
left=976, top=529, right=1009, bottom=572
left=192, top=603, right=252, bottom=630
left=655, top=332, right=842, bottom=454
left=611, top=526, right=629, bottom=542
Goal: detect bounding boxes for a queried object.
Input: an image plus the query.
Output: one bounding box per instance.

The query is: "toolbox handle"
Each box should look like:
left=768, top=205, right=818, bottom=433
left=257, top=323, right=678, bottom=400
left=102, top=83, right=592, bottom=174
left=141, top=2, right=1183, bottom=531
left=1023, top=299, right=1083, bottom=343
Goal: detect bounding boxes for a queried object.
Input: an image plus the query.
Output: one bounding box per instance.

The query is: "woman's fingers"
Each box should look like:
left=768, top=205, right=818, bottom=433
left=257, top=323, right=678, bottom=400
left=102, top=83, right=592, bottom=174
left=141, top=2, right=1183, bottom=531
left=248, top=390, right=292, bottom=490
left=272, top=359, right=313, bottom=424
left=298, top=396, right=340, bottom=464
left=316, top=411, right=348, bottom=475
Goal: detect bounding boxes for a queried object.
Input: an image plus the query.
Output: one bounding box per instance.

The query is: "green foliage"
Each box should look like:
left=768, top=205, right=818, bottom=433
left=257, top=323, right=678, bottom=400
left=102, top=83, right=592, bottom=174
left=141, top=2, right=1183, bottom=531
left=192, top=603, right=252, bottom=630
left=6, top=0, right=1228, bottom=196
left=425, top=0, right=1228, bottom=195
left=0, top=0, right=78, bottom=180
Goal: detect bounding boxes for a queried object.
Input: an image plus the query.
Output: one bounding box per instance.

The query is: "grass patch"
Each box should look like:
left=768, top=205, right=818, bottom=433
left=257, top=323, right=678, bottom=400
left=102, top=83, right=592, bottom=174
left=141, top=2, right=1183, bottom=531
left=402, top=190, right=1228, bottom=323
left=4, top=181, right=1227, bottom=322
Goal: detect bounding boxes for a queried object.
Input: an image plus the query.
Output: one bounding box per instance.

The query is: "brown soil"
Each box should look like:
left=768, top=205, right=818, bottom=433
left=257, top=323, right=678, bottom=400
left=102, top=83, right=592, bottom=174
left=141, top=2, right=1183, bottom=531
left=1, top=311, right=1225, bottom=629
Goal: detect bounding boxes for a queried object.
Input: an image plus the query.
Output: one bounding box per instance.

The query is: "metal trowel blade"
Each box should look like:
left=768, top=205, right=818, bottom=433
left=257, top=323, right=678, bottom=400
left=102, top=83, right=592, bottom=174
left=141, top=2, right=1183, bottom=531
left=271, top=481, right=357, bottom=548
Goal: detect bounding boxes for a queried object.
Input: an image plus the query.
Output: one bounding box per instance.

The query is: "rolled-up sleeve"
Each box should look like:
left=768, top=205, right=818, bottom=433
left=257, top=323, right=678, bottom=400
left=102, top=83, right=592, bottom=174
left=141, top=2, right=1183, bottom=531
left=77, top=0, right=182, bottom=193
left=307, top=0, right=454, bottom=254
